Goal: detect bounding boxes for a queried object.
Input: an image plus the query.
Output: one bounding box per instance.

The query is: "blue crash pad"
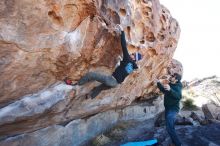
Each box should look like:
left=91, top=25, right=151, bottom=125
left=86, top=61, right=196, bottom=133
left=120, top=139, right=157, bottom=146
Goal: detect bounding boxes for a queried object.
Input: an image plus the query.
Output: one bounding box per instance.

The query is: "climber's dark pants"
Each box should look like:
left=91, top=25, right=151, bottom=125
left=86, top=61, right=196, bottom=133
left=165, top=110, right=182, bottom=146
left=78, top=72, right=118, bottom=98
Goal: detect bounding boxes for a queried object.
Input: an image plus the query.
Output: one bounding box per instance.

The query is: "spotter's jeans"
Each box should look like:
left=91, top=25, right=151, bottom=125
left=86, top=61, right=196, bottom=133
left=165, top=110, right=182, bottom=146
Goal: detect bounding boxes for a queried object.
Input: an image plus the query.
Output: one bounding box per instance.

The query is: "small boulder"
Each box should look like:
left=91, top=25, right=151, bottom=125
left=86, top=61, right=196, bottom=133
left=202, top=103, right=220, bottom=120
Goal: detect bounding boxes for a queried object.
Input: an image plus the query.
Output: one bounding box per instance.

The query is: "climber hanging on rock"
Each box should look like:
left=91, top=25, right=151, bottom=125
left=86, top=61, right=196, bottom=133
left=64, top=24, right=142, bottom=99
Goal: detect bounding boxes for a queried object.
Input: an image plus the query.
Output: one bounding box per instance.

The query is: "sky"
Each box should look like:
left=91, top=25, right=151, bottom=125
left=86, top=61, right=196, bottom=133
left=160, top=0, right=220, bottom=81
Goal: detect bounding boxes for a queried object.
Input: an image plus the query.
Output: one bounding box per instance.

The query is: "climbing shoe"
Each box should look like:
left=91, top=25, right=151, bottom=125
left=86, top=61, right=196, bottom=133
left=64, top=77, right=77, bottom=86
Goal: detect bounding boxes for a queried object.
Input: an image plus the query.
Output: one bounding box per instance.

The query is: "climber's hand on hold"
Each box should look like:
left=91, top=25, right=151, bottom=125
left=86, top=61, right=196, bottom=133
left=115, top=24, right=123, bottom=31
left=114, top=24, right=123, bottom=35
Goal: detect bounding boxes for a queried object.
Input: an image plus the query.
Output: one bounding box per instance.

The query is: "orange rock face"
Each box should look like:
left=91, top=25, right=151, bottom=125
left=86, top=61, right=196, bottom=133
left=0, top=0, right=181, bottom=140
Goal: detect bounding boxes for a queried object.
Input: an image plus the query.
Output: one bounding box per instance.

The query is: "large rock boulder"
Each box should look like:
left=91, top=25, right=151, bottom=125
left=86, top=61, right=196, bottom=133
left=0, top=0, right=180, bottom=145
left=0, top=97, right=164, bottom=146
left=0, top=0, right=180, bottom=105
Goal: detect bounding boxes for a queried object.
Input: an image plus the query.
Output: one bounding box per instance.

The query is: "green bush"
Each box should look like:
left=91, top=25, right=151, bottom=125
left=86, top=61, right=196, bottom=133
left=182, top=98, right=197, bottom=110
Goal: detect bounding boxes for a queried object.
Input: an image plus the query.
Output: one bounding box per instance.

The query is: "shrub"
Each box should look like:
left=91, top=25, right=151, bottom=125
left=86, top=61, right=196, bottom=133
left=182, top=98, right=197, bottom=110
